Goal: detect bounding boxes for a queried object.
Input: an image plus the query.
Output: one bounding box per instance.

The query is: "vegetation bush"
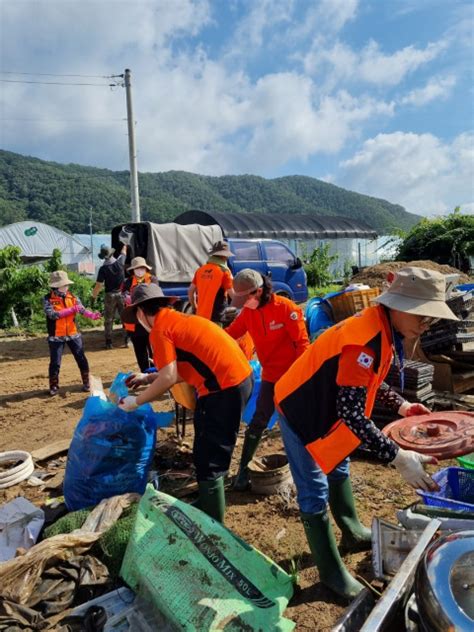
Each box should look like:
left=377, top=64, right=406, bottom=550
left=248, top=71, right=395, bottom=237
left=396, top=208, right=474, bottom=272
left=0, top=246, right=98, bottom=332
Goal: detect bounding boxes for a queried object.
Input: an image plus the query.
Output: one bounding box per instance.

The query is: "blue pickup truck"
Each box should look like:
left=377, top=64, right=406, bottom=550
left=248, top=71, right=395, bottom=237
left=111, top=222, right=308, bottom=305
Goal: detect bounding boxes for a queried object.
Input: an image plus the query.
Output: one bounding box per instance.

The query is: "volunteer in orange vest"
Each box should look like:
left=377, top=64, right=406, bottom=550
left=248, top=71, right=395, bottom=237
left=225, top=269, right=309, bottom=490
left=188, top=241, right=234, bottom=323
left=122, top=256, right=159, bottom=372
left=118, top=284, right=253, bottom=523
left=43, top=270, right=101, bottom=396
left=274, top=267, right=457, bottom=600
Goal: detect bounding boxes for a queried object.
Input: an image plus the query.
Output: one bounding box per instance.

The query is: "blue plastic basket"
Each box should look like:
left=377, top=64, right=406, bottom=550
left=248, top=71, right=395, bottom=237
left=417, top=467, right=474, bottom=512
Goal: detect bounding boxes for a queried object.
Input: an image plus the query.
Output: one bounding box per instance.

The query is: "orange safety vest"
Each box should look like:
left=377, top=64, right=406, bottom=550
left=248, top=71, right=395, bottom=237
left=275, top=305, right=394, bottom=473
left=123, top=273, right=153, bottom=332
left=46, top=291, right=78, bottom=337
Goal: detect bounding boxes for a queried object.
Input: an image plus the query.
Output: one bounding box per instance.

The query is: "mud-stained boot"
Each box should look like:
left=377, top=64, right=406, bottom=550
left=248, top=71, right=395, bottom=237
left=49, top=375, right=59, bottom=397
left=328, top=477, right=372, bottom=552
left=301, top=510, right=364, bottom=600
left=233, top=430, right=262, bottom=491
left=197, top=477, right=226, bottom=523
left=81, top=371, right=90, bottom=393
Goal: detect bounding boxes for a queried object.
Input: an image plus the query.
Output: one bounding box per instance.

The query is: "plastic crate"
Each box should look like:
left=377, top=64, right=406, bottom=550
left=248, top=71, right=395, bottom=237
left=417, top=467, right=474, bottom=512
left=457, top=453, right=474, bottom=470
left=328, top=288, right=380, bottom=322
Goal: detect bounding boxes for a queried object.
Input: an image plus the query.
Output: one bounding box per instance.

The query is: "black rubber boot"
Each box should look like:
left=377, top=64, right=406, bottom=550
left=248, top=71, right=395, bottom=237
left=49, top=375, right=59, bottom=397
left=81, top=371, right=90, bottom=393
left=301, top=511, right=364, bottom=600
left=233, top=430, right=262, bottom=491
left=105, top=339, right=112, bottom=350
left=329, top=477, right=372, bottom=552
left=197, top=477, right=226, bottom=523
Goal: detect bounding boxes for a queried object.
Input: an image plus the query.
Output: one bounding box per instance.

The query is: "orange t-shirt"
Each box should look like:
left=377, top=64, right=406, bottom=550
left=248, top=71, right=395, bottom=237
left=149, top=308, right=252, bottom=397
left=192, top=262, right=233, bottom=321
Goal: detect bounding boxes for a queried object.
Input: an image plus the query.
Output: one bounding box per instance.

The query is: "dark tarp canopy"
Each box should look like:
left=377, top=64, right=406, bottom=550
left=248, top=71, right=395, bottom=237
left=174, top=210, right=377, bottom=240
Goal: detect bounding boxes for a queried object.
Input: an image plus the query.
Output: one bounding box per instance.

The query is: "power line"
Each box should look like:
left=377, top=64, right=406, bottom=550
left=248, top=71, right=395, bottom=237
left=0, top=71, right=123, bottom=79
left=0, top=78, right=121, bottom=86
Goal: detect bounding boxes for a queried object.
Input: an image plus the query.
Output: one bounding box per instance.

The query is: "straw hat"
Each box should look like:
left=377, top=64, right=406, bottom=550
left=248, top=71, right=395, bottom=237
left=208, top=241, right=231, bottom=258
left=49, top=270, right=74, bottom=288
left=127, top=256, right=152, bottom=272
left=373, top=267, right=458, bottom=320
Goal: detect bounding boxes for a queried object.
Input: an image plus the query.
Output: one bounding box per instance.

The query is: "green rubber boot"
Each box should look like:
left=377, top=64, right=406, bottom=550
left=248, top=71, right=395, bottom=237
left=328, top=477, right=372, bottom=552
left=197, top=477, right=226, bottom=523
left=301, top=511, right=364, bottom=600
left=233, top=430, right=262, bottom=491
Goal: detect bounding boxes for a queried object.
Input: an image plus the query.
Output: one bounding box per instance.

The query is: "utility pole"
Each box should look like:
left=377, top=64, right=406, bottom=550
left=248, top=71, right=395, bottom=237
left=124, top=68, right=141, bottom=222
left=89, top=207, right=94, bottom=261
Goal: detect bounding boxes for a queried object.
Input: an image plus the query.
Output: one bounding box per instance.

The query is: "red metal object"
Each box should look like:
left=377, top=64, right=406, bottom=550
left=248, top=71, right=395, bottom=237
left=382, top=411, right=474, bottom=459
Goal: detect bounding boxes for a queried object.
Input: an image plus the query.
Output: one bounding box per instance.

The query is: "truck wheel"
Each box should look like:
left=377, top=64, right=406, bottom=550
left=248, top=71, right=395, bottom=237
left=275, top=291, right=290, bottom=299
left=179, top=301, right=194, bottom=314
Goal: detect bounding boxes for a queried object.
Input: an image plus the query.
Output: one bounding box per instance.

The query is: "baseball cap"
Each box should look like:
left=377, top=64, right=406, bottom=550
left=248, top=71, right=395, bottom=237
left=231, top=269, right=264, bottom=308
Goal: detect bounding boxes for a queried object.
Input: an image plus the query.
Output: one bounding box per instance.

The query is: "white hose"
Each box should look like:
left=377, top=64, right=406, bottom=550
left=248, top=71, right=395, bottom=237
left=0, top=451, right=35, bottom=489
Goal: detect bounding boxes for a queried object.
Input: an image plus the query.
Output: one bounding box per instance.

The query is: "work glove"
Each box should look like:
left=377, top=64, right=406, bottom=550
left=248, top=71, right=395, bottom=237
left=118, top=395, right=139, bottom=412
left=125, top=373, right=149, bottom=389
left=57, top=306, right=77, bottom=318
left=398, top=401, right=431, bottom=417
left=392, top=448, right=439, bottom=491
left=81, top=309, right=101, bottom=320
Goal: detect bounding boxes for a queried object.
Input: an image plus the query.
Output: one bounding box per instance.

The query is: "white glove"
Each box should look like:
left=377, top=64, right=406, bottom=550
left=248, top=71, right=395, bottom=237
left=392, top=448, right=439, bottom=491
left=125, top=373, right=149, bottom=390
left=118, top=395, right=139, bottom=412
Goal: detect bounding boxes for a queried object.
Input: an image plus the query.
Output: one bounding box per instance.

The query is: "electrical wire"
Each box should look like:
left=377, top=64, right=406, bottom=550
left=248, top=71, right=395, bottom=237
left=0, top=71, right=123, bottom=78
left=0, top=78, right=121, bottom=86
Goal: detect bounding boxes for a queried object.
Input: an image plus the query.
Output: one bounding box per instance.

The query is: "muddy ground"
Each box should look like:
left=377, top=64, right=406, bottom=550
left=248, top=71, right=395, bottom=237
left=0, top=329, right=437, bottom=630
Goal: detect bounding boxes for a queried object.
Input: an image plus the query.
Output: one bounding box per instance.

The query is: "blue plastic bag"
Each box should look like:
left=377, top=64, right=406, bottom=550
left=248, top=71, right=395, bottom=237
left=242, top=360, right=279, bottom=430
left=64, top=378, right=174, bottom=510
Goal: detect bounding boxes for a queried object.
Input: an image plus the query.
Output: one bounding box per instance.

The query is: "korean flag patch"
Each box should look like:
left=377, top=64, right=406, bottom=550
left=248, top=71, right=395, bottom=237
left=357, top=352, right=374, bottom=369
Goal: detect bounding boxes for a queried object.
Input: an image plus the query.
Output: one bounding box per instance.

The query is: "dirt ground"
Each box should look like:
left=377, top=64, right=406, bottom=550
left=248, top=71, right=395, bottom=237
left=0, top=329, right=436, bottom=630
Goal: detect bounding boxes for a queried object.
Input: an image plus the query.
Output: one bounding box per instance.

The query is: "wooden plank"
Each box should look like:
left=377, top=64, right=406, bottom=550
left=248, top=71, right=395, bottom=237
left=31, top=439, right=70, bottom=461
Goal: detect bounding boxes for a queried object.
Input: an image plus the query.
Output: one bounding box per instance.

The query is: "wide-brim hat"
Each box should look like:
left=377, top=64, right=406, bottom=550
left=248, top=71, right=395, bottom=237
left=122, top=284, right=179, bottom=325
left=127, top=256, right=152, bottom=272
left=49, top=270, right=74, bottom=288
left=231, top=268, right=264, bottom=308
left=98, top=246, right=115, bottom=260
left=208, top=240, right=231, bottom=258
left=373, top=266, right=458, bottom=320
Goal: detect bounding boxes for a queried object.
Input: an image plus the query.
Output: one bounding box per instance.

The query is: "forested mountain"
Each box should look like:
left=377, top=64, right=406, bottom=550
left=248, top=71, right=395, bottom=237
left=0, top=149, right=420, bottom=234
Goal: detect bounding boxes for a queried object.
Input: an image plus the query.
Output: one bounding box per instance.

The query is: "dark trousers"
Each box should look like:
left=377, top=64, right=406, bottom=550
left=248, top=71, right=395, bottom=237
left=48, top=336, right=89, bottom=378
left=249, top=380, right=276, bottom=434
left=131, top=323, right=153, bottom=372
left=193, top=375, right=253, bottom=481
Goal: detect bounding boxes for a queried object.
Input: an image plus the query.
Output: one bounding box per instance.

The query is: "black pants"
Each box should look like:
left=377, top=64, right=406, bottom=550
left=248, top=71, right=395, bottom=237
left=48, top=336, right=89, bottom=378
left=249, top=380, right=276, bottom=434
left=193, top=375, right=253, bottom=481
left=131, top=323, right=153, bottom=372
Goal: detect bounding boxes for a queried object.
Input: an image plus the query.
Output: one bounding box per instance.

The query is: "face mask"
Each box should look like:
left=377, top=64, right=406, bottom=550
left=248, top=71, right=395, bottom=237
left=244, top=295, right=260, bottom=310
left=57, top=285, right=69, bottom=294
left=137, top=310, right=152, bottom=333
left=134, top=268, right=146, bottom=278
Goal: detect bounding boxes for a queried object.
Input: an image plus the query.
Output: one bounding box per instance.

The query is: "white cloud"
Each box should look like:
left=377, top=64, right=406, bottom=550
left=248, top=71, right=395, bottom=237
left=293, top=0, right=359, bottom=39
left=401, top=75, right=456, bottom=106
left=339, top=132, right=474, bottom=215
left=304, top=38, right=447, bottom=87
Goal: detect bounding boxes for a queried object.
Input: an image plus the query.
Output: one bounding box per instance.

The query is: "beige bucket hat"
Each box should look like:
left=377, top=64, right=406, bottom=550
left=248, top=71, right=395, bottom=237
left=373, top=267, right=458, bottom=320
left=49, top=270, right=74, bottom=288
left=127, top=256, right=152, bottom=272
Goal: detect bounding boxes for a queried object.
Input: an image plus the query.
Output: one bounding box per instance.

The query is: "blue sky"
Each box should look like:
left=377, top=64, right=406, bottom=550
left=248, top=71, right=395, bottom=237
left=1, top=0, right=473, bottom=216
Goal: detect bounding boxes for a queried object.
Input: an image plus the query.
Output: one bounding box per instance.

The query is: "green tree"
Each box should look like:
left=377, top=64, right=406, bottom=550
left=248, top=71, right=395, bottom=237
left=396, top=208, right=474, bottom=271
left=304, top=243, right=338, bottom=287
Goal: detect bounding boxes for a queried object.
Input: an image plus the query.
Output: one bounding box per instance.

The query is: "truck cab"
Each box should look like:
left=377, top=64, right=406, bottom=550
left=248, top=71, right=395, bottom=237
left=227, top=238, right=307, bottom=303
